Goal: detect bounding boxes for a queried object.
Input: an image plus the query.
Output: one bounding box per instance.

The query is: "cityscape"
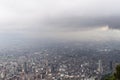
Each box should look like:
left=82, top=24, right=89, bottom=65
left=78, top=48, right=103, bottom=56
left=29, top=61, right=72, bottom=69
left=0, top=42, right=120, bottom=80
left=0, top=0, right=120, bottom=80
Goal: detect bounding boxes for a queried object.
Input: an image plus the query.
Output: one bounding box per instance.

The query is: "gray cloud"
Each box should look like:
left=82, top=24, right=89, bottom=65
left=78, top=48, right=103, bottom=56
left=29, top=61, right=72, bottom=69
left=44, top=16, right=120, bottom=31
left=0, top=0, right=120, bottom=40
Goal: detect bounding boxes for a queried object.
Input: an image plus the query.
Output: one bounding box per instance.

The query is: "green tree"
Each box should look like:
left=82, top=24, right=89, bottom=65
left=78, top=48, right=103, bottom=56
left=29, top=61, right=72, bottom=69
left=104, top=75, right=115, bottom=80
left=114, top=64, right=120, bottom=80
left=102, top=64, right=120, bottom=80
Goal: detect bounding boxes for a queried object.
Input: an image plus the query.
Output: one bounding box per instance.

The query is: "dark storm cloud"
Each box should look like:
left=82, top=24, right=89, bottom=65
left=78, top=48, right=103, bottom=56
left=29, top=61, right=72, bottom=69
left=0, top=0, right=120, bottom=40
left=44, top=16, right=120, bottom=30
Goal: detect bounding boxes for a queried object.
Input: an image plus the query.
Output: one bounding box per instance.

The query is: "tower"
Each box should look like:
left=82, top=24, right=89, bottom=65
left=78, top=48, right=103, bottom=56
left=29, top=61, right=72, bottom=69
left=97, top=60, right=103, bottom=73
left=23, top=62, right=28, bottom=74
left=109, top=61, right=113, bottom=71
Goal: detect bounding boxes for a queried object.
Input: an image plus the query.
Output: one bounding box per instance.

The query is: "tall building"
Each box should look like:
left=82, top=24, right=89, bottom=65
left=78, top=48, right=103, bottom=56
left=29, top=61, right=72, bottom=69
left=23, top=62, right=28, bottom=74
left=97, top=60, right=103, bottom=73
left=109, top=61, right=113, bottom=71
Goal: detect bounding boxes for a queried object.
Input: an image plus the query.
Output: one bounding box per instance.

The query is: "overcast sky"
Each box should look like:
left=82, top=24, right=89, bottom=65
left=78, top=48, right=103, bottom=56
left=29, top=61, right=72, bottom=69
left=0, top=0, right=120, bottom=41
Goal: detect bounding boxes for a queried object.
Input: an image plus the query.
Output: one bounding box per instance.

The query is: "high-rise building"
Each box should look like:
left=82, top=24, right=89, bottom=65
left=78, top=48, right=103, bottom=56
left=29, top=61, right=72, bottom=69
left=97, top=60, right=103, bottom=73
left=109, top=61, right=113, bottom=71
left=23, top=62, right=28, bottom=74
